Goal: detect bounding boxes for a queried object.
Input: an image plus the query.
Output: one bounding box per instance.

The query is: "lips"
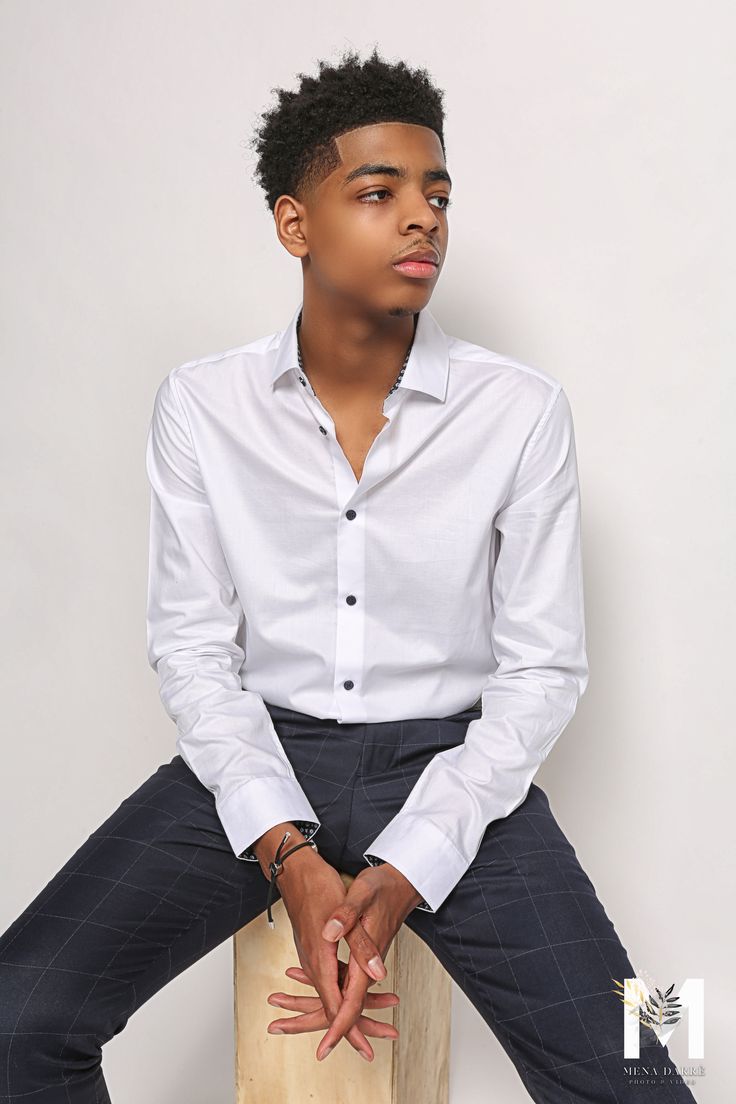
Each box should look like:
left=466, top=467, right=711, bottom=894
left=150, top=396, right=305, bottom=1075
left=392, top=249, right=440, bottom=280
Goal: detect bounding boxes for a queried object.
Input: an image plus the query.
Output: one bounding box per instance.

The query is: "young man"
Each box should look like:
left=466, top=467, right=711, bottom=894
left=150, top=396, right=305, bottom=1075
left=0, top=48, right=697, bottom=1102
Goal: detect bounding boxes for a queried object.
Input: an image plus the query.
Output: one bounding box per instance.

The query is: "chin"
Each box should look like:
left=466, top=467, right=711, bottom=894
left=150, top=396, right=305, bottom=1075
left=386, top=303, right=425, bottom=318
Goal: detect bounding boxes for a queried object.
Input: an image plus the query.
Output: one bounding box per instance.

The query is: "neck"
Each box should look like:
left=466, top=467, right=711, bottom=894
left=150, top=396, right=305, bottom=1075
left=296, top=289, right=418, bottom=399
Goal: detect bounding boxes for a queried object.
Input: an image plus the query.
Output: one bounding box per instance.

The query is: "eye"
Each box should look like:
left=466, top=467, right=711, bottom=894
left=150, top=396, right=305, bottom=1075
left=359, top=189, right=392, bottom=203
left=358, top=189, right=452, bottom=210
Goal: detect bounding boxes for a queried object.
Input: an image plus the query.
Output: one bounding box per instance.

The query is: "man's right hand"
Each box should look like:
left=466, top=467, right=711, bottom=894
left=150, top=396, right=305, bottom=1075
left=252, top=824, right=389, bottom=1062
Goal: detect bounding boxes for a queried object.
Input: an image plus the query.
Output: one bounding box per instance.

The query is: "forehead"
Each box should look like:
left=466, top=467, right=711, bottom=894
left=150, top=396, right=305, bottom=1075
left=331, top=122, right=446, bottom=181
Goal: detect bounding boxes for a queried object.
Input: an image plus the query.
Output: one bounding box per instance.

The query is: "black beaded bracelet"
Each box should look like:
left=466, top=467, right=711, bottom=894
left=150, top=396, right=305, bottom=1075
left=266, top=829, right=318, bottom=929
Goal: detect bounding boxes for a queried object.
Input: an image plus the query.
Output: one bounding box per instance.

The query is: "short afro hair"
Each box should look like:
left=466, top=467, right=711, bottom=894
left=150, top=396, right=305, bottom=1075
left=248, top=46, right=446, bottom=214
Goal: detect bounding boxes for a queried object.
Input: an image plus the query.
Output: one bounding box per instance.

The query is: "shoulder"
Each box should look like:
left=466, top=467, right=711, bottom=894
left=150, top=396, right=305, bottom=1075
left=446, top=329, right=567, bottom=430
left=172, top=328, right=280, bottom=392
left=153, top=326, right=283, bottom=407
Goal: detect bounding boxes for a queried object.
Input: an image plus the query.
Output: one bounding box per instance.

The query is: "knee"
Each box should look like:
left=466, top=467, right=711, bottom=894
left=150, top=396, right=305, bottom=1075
left=0, top=970, right=104, bottom=1092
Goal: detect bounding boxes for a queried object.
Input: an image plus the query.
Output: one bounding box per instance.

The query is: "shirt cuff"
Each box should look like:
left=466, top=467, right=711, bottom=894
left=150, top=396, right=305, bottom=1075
left=363, top=814, right=471, bottom=914
left=213, top=774, right=321, bottom=862
left=238, top=820, right=320, bottom=862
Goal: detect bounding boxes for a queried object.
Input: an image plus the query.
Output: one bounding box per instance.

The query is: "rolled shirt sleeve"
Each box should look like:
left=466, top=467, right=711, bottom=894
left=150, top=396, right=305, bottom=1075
left=145, top=370, right=320, bottom=862
left=363, top=385, right=589, bottom=913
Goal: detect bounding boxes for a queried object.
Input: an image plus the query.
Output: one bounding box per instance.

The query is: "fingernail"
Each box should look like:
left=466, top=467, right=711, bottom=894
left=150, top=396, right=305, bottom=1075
left=269, top=1026, right=284, bottom=1034
left=360, top=1050, right=372, bottom=1061
left=323, top=919, right=343, bottom=939
left=368, top=955, right=385, bottom=979
left=320, top=1045, right=333, bottom=1060
left=267, top=996, right=282, bottom=1005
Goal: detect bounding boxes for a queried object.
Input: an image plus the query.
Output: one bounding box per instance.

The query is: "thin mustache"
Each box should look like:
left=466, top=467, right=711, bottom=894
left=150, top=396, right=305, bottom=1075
left=396, top=245, right=441, bottom=263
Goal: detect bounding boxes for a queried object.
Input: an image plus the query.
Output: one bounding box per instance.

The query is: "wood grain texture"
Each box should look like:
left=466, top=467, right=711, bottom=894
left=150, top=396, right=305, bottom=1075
left=234, top=872, right=450, bottom=1103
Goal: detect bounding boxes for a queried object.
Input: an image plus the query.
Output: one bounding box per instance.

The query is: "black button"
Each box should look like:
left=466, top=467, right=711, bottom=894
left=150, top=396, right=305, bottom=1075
left=346, top=594, right=357, bottom=605
left=319, top=425, right=327, bottom=435
left=298, top=375, right=306, bottom=386
left=343, top=680, right=354, bottom=690
left=346, top=509, right=356, bottom=520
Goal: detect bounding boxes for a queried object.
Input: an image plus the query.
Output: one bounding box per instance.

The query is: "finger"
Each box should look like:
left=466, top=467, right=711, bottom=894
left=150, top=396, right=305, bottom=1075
left=268, top=1008, right=326, bottom=1035
left=269, top=963, right=370, bottom=1044
left=282, top=957, right=401, bottom=1017
left=320, top=883, right=383, bottom=978
left=320, top=967, right=375, bottom=1059
left=319, top=882, right=370, bottom=942
left=269, top=988, right=400, bottom=1012
left=345, top=918, right=388, bottom=981
left=286, top=959, right=351, bottom=990
left=285, top=965, right=316, bottom=986
left=299, top=936, right=342, bottom=1016
left=267, top=1006, right=398, bottom=1042
left=363, top=992, right=400, bottom=1009
left=342, top=1022, right=375, bottom=1062
left=345, top=1005, right=400, bottom=1040
left=284, top=949, right=397, bottom=1011
left=324, top=1018, right=373, bottom=1060
left=312, top=952, right=352, bottom=1029
left=271, top=956, right=398, bottom=1052
left=282, top=968, right=402, bottom=1035
left=354, top=1014, right=399, bottom=1041
left=267, top=993, right=323, bottom=1014
left=337, top=1011, right=399, bottom=1042
left=317, top=958, right=372, bottom=1060
left=290, top=922, right=364, bottom=1046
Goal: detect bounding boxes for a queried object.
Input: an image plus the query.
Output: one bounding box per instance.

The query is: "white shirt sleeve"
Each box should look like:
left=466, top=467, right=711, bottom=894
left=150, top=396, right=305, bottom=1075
left=145, top=370, right=320, bottom=861
left=362, top=385, right=590, bottom=914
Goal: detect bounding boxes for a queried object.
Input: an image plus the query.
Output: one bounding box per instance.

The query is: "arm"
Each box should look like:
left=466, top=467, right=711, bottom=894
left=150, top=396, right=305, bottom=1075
left=363, top=384, right=589, bottom=913
left=145, top=369, right=320, bottom=862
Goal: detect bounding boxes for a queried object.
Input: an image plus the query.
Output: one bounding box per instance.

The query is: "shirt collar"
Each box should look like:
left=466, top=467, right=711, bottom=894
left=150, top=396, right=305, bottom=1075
left=268, top=301, right=450, bottom=402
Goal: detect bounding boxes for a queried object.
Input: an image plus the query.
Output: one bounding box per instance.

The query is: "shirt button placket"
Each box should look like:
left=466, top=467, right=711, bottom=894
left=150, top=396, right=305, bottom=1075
left=334, top=497, right=366, bottom=722
left=294, top=357, right=394, bottom=725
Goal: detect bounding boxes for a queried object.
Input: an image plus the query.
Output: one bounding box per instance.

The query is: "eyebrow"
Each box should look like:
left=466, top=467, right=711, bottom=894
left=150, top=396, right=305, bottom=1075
left=341, top=162, right=453, bottom=189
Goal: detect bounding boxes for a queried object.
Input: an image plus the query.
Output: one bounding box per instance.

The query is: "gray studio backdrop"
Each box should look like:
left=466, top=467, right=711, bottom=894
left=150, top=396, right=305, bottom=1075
left=1, top=3, right=731, bottom=1102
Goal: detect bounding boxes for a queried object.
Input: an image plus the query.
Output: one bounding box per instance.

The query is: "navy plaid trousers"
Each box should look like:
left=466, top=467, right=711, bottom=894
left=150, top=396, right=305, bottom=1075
left=0, top=702, right=697, bottom=1102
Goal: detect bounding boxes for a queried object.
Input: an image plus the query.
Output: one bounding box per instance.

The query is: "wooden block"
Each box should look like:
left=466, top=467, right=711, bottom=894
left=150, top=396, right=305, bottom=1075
left=234, top=872, right=451, bottom=1104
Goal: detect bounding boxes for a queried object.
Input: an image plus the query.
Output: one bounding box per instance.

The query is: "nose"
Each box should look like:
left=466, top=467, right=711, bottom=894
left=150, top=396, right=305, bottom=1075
left=401, top=196, right=440, bottom=236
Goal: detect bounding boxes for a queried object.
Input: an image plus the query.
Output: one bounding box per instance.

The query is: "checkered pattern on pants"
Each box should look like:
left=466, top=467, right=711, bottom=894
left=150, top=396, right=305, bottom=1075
left=0, top=702, right=698, bottom=1102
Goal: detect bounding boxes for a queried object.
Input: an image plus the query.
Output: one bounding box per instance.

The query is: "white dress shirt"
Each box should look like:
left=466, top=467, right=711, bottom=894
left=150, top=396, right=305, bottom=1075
left=145, top=301, right=589, bottom=914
